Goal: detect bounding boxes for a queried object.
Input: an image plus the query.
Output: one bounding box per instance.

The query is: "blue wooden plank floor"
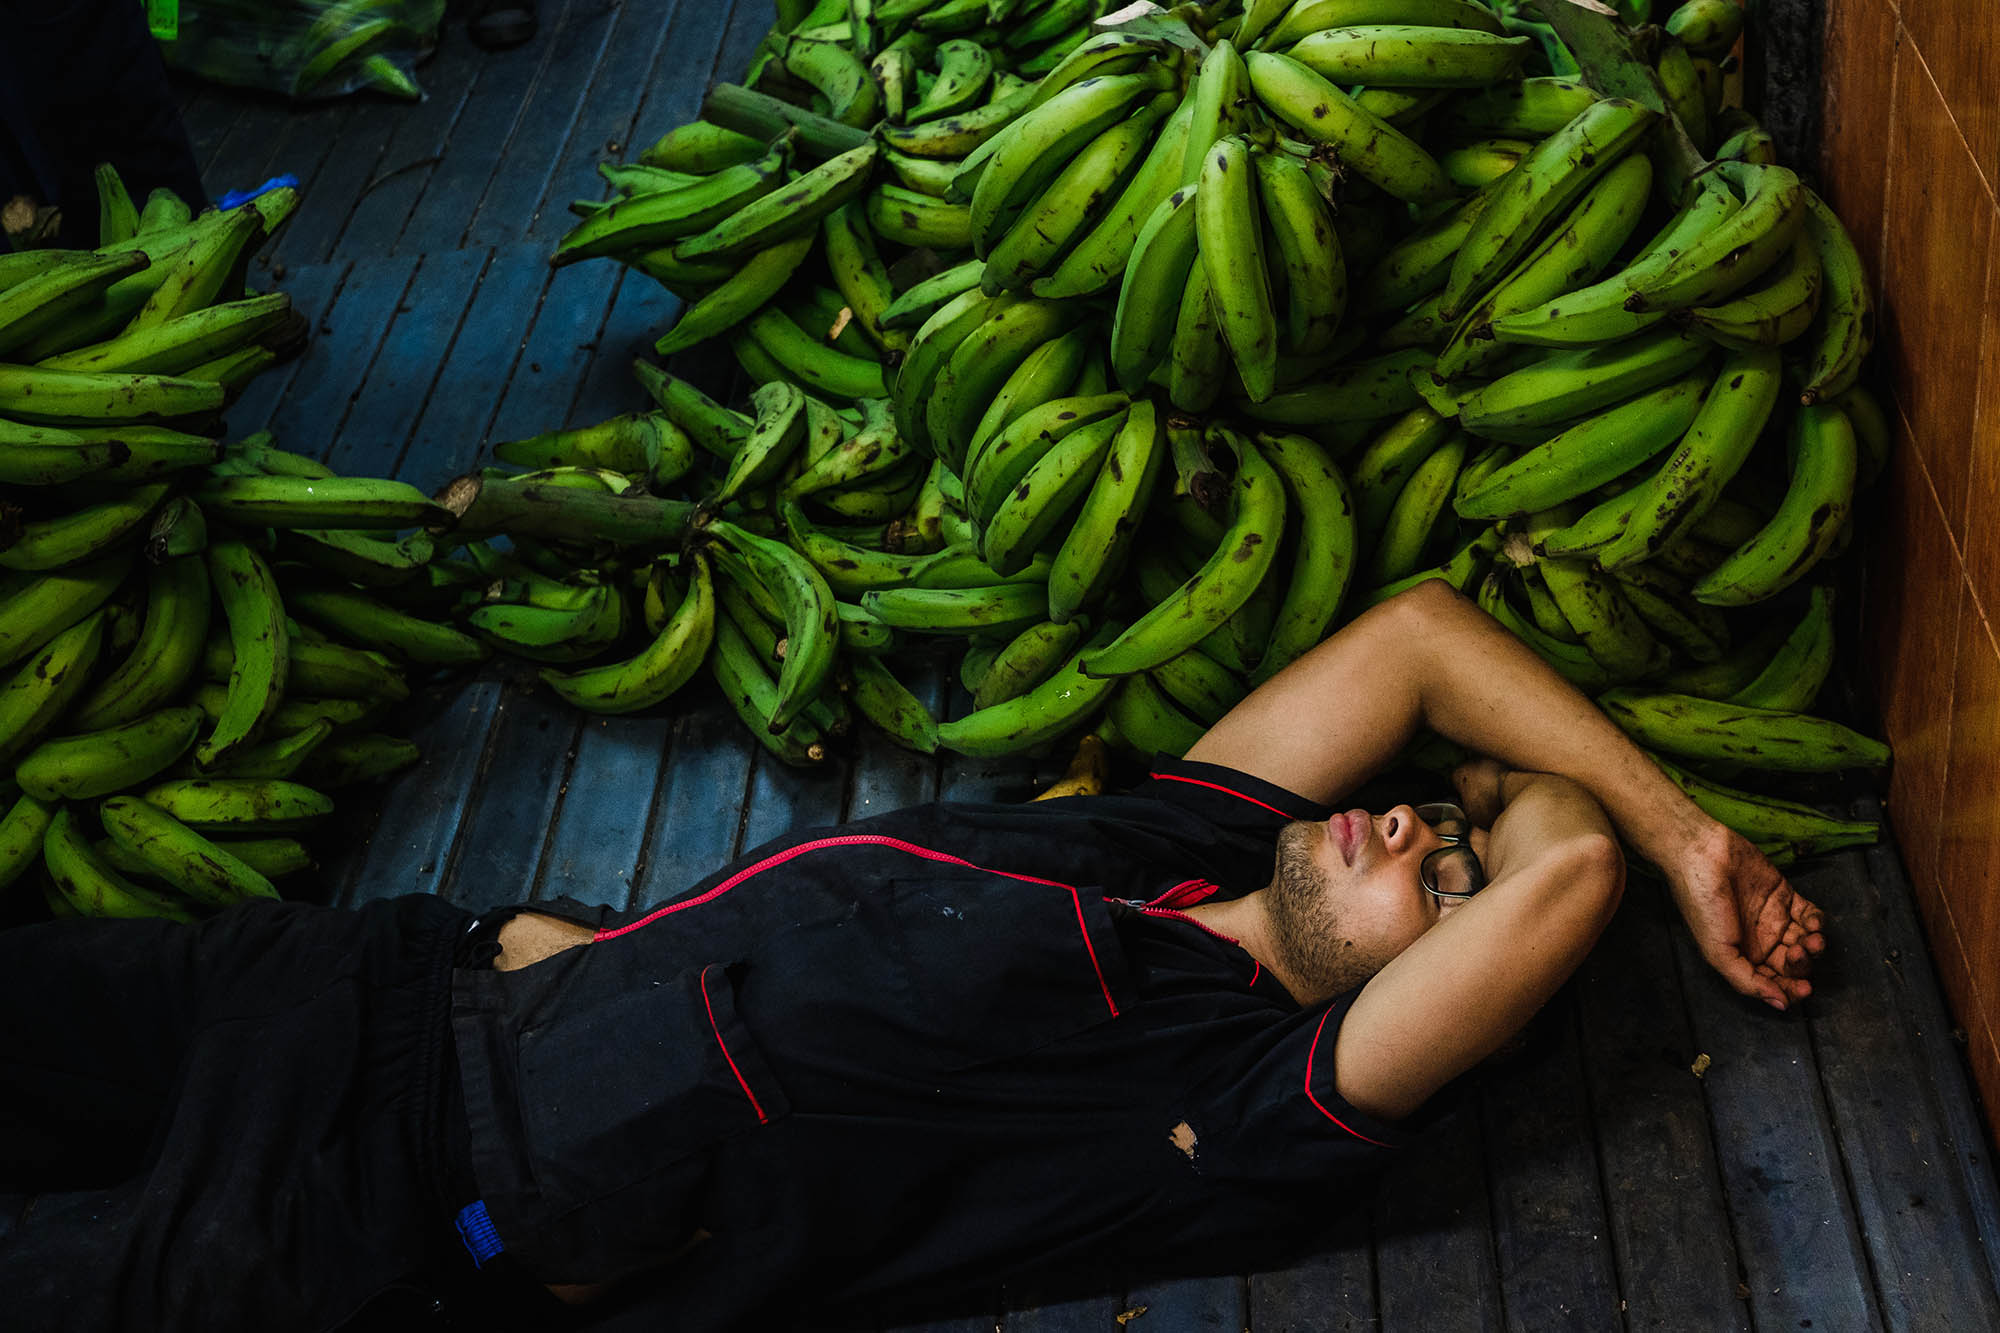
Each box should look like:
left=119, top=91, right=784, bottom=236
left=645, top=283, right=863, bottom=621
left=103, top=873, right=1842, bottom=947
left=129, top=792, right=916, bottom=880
left=171, top=3, right=2000, bottom=1327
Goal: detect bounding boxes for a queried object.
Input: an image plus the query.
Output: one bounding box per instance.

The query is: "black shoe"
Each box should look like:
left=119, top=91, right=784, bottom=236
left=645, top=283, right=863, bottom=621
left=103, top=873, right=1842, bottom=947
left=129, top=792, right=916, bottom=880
left=468, top=0, right=536, bottom=51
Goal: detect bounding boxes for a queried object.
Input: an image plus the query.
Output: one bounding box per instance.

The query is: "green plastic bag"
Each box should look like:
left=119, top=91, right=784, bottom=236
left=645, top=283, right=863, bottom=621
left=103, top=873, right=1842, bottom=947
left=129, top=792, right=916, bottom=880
left=146, top=0, right=179, bottom=41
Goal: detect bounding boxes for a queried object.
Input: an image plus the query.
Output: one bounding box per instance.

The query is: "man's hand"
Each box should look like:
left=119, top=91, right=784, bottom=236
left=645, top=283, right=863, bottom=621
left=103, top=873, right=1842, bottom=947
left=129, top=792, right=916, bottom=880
left=1450, top=756, right=1509, bottom=827
left=1452, top=754, right=1825, bottom=1011
left=1664, top=822, right=1826, bottom=1011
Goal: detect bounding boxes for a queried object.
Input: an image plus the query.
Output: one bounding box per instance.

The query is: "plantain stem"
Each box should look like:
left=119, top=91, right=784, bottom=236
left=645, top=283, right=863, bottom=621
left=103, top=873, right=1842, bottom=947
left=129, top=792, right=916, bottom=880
left=434, top=475, right=697, bottom=548
left=702, top=84, right=874, bottom=160
left=1524, top=0, right=1707, bottom=200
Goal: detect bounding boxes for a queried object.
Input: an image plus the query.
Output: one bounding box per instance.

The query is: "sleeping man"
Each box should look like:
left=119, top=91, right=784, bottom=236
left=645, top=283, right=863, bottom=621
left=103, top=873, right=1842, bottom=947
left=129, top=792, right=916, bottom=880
left=0, top=581, right=1823, bottom=1331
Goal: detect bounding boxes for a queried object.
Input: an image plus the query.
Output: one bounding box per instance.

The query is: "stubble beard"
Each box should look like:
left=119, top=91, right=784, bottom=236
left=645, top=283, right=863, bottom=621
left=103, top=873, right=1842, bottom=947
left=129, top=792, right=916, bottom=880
left=1268, top=820, right=1384, bottom=1006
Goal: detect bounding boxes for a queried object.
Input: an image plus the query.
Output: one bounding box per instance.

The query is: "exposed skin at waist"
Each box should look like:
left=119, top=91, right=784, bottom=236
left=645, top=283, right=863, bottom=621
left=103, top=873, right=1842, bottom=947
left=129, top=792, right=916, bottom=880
left=492, top=912, right=595, bottom=973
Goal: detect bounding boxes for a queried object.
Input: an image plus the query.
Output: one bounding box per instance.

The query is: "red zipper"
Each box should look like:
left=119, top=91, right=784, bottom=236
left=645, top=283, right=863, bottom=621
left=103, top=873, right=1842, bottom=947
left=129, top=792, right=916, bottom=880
left=1135, top=904, right=1239, bottom=944
left=1121, top=903, right=1263, bottom=989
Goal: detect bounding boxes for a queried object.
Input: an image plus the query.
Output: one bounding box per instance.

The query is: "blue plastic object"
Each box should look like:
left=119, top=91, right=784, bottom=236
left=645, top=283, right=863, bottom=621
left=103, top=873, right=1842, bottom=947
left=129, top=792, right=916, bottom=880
left=454, top=1200, right=506, bottom=1268
left=216, top=174, right=301, bottom=211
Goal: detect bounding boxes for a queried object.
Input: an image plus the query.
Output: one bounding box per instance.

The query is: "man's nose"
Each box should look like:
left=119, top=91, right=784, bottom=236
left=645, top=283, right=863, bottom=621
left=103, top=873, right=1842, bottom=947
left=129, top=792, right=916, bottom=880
left=1379, top=804, right=1427, bottom=854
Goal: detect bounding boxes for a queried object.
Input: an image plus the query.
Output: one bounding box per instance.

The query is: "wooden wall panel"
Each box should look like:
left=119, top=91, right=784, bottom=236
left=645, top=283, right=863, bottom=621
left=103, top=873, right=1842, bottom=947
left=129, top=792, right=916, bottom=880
left=1868, top=441, right=1961, bottom=904
left=1879, top=44, right=1992, bottom=531
left=1833, top=0, right=2000, bottom=1145
left=1901, top=0, right=1999, bottom=199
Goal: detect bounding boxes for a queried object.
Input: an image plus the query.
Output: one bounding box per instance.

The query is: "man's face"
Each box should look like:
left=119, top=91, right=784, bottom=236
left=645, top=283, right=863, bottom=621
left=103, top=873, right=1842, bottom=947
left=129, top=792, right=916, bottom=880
left=1266, top=805, right=1489, bottom=1004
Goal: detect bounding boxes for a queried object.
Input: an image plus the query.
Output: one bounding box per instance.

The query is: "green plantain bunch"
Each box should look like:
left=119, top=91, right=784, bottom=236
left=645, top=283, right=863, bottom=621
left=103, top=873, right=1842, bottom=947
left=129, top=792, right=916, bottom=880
left=491, top=0, right=1893, bottom=865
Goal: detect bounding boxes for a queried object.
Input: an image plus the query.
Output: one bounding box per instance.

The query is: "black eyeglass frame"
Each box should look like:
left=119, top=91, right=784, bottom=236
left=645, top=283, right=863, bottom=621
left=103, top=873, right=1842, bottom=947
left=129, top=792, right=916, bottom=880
left=1414, top=802, right=1486, bottom=902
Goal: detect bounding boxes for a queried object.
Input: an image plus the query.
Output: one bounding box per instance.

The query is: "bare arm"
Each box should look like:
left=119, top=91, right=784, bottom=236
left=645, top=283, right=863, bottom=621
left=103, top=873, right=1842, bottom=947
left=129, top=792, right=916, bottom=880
left=1187, top=581, right=1825, bottom=1009
left=1335, top=770, right=1623, bottom=1120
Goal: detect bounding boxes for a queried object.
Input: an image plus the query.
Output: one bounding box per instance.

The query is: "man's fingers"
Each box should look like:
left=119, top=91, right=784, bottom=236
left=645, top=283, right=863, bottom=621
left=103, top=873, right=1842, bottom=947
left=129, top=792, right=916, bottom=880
left=1756, top=914, right=1812, bottom=968
left=1786, top=897, right=1828, bottom=959
left=1748, top=945, right=1816, bottom=1003
left=1775, top=920, right=1824, bottom=967
left=1754, top=886, right=1802, bottom=944
left=1747, top=969, right=1790, bottom=1011
left=1792, top=932, right=1824, bottom=976
left=1774, top=972, right=1812, bottom=1003
left=1755, top=887, right=1828, bottom=963
left=1750, top=959, right=1811, bottom=1008
left=1450, top=757, right=1507, bottom=825
left=1707, top=942, right=1791, bottom=1011
left=1766, top=924, right=1825, bottom=979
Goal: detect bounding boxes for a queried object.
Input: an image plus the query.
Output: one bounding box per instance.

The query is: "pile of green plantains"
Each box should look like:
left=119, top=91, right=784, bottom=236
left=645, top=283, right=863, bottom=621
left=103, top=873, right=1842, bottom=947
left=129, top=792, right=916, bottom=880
left=0, top=0, right=1896, bottom=925
left=0, top=175, right=478, bottom=919
left=446, top=0, right=1888, bottom=866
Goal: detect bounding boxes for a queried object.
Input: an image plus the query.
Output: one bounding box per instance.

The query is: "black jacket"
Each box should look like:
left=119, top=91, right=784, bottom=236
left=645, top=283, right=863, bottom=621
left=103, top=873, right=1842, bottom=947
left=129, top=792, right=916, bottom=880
left=450, top=757, right=1423, bottom=1330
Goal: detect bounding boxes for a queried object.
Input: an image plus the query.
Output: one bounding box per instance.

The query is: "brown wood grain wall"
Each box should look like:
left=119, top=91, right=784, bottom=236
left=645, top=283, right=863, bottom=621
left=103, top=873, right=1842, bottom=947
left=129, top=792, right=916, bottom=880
left=1829, top=0, right=2000, bottom=1140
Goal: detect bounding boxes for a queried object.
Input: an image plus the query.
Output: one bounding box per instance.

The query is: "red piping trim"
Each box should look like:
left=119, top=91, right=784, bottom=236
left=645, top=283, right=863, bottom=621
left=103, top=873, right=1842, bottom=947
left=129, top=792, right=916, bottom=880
left=1303, top=1008, right=1394, bottom=1148
left=1147, top=878, right=1217, bottom=908
left=596, top=834, right=1119, bottom=1018
left=1148, top=771, right=1301, bottom=820
left=700, top=965, right=767, bottom=1123
left=1248, top=961, right=1261, bottom=988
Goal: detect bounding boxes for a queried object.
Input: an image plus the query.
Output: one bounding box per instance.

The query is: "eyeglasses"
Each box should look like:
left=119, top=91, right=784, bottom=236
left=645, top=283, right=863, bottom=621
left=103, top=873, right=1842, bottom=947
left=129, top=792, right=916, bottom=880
left=1414, top=802, right=1486, bottom=901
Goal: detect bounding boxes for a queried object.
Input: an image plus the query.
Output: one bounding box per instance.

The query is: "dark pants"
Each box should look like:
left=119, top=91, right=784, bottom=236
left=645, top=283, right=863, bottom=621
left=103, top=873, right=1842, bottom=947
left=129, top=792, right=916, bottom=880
left=0, top=895, right=522, bottom=1332
left=0, top=0, right=207, bottom=248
